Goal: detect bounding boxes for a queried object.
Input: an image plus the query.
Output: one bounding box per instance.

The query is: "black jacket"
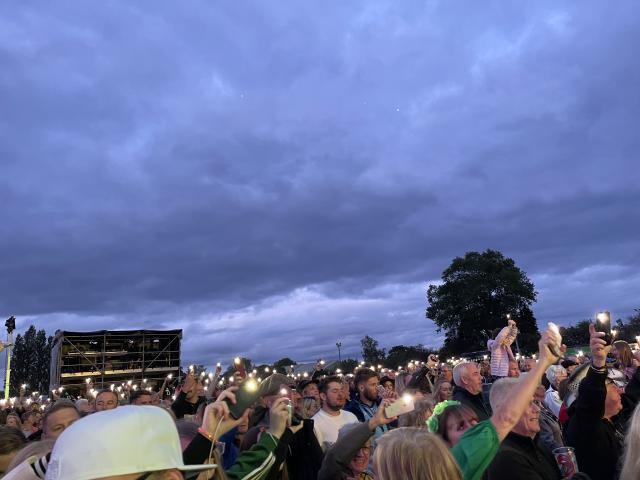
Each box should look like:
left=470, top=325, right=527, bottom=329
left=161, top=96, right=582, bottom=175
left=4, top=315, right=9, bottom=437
left=452, top=386, right=492, bottom=421
left=565, top=366, right=619, bottom=480
left=170, top=391, right=205, bottom=419
left=486, top=431, right=561, bottom=480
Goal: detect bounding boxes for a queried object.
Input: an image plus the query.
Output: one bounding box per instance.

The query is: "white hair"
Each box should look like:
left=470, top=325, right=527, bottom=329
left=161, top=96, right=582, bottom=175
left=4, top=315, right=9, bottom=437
left=489, top=377, right=520, bottom=411
left=545, top=365, right=567, bottom=387
left=452, top=362, right=476, bottom=387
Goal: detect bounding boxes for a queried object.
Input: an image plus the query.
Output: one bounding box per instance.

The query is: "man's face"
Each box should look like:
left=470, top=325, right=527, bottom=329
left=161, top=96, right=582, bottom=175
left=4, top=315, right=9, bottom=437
left=321, top=382, right=346, bottom=412
left=441, top=367, right=453, bottom=382
left=349, top=443, right=371, bottom=475
left=95, top=392, right=118, bottom=411
left=462, top=364, right=482, bottom=395
left=359, top=377, right=379, bottom=402
left=513, top=400, right=540, bottom=438
left=132, top=393, right=153, bottom=406
left=302, top=383, right=320, bottom=401
left=44, top=407, right=81, bottom=440
left=185, top=381, right=201, bottom=401
left=508, top=362, right=520, bottom=378
left=604, top=382, right=623, bottom=419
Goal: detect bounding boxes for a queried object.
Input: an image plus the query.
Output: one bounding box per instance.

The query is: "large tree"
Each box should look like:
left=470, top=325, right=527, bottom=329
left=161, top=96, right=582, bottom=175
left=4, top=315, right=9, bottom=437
left=360, top=335, right=386, bottom=365
left=427, top=249, right=539, bottom=356
left=10, top=325, right=52, bottom=395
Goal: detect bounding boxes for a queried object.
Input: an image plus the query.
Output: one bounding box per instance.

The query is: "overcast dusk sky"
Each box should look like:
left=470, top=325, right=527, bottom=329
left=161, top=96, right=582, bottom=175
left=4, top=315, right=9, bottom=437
left=1, top=1, right=639, bottom=366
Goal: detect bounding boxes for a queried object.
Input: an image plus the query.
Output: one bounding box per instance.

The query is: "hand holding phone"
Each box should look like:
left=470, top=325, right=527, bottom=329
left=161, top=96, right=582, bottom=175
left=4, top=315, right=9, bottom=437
left=234, top=357, right=247, bottom=379
left=595, top=311, right=612, bottom=346
left=225, top=378, right=259, bottom=419
left=384, top=394, right=415, bottom=418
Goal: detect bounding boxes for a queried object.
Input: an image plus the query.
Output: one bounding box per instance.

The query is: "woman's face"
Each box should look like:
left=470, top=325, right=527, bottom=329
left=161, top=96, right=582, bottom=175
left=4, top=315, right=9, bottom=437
left=6, top=416, right=19, bottom=428
left=439, top=382, right=452, bottom=400
left=446, top=415, right=478, bottom=447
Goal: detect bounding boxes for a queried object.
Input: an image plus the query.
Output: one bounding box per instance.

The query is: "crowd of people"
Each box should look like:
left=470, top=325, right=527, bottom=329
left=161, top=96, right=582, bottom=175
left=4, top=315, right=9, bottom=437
left=1, top=320, right=640, bottom=479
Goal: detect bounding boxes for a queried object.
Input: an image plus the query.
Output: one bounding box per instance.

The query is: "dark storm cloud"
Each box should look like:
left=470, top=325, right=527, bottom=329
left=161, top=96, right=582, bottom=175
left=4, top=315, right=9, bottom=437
left=1, top=1, right=639, bottom=364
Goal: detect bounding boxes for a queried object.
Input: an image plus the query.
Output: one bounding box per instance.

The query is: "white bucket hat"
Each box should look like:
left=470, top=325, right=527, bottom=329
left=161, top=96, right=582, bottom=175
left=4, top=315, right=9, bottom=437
left=45, top=405, right=216, bottom=480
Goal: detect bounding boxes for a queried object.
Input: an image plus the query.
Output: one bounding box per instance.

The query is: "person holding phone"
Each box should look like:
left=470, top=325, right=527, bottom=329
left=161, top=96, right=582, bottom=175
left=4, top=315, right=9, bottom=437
left=487, top=318, right=518, bottom=379
left=171, top=373, right=205, bottom=419
left=564, top=324, right=640, bottom=480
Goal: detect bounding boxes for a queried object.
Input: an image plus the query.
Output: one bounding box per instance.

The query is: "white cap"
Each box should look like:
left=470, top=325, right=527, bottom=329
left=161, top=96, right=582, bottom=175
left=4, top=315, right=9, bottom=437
left=45, top=406, right=216, bottom=480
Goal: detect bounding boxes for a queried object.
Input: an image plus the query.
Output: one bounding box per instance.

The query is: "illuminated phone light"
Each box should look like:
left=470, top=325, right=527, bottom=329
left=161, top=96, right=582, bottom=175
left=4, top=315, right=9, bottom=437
left=577, top=350, right=584, bottom=357
left=85, top=378, right=92, bottom=384
left=172, top=395, right=177, bottom=400
left=302, top=372, right=308, bottom=378
left=245, top=379, right=258, bottom=392
left=127, top=380, right=132, bottom=386
left=218, top=380, right=224, bottom=385
left=265, top=367, right=270, bottom=372
left=205, top=379, right=210, bottom=384
left=132, top=385, right=138, bottom=391
left=117, top=386, right=123, bottom=392
left=21, top=384, right=27, bottom=389
left=229, top=376, right=235, bottom=383
left=216, top=362, right=221, bottom=367
left=189, top=365, right=194, bottom=371
left=234, top=357, right=241, bottom=365
left=280, top=388, right=288, bottom=396
left=200, top=371, right=205, bottom=377
left=612, top=330, right=618, bottom=337
left=483, top=355, right=488, bottom=360
left=336, top=368, right=342, bottom=373
left=167, top=373, right=173, bottom=379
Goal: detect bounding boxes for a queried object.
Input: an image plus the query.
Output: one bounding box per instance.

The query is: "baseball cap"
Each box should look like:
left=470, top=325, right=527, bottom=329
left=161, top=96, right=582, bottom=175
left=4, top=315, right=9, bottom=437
left=259, top=373, right=295, bottom=397
left=45, top=406, right=216, bottom=480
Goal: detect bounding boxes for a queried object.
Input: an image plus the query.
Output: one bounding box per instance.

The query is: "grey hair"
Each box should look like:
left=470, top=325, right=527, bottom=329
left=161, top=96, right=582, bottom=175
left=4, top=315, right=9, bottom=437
left=545, top=365, right=567, bottom=387
left=489, top=377, right=520, bottom=411
left=452, top=362, right=475, bottom=387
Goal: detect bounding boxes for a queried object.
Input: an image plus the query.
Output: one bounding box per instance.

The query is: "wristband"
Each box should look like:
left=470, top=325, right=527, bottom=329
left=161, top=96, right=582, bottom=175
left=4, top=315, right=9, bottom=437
left=198, top=427, right=214, bottom=441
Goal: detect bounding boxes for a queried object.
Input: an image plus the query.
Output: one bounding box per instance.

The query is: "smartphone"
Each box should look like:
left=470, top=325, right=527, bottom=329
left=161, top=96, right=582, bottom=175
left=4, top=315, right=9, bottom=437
left=226, top=378, right=260, bottom=419
left=234, top=357, right=247, bottom=379
left=385, top=394, right=415, bottom=418
left=595, top=311, right=612, bottom=345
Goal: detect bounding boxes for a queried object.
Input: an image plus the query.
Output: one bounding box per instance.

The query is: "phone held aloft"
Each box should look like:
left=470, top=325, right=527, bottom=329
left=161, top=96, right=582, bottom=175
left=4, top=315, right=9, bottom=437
left=225, top=378, right=260, bottom=419
left=385, top=394, right=415, bottom=418
left=595, top=311, right=613, bottom=346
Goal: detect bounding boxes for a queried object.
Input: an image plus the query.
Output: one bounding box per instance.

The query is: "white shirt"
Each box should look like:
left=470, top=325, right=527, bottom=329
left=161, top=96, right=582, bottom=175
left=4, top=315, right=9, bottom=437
left=312, top=408, right=359, bottom=451
left=544, top=386, right=562, bottom=419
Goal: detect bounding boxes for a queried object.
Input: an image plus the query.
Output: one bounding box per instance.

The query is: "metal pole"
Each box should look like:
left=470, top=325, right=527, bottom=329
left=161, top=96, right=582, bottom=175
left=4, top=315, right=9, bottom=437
left=4, top=332, right=13, bottom=400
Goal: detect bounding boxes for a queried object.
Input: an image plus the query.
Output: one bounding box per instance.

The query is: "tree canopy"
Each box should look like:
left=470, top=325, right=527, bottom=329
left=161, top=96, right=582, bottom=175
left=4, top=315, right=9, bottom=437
left=10, top=325, right=53, bottom=396
left=427, top=249, right=539, bottom=356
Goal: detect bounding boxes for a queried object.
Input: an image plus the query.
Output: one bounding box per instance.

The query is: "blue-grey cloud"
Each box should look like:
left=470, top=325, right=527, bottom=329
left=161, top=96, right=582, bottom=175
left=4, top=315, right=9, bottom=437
left=1, top=0, right=639, bottom=366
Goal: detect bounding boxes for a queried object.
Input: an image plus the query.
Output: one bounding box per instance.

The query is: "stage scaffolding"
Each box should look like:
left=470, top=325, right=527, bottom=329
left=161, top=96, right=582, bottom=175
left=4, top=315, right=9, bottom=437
left=49, top=329, right=182, bottom=392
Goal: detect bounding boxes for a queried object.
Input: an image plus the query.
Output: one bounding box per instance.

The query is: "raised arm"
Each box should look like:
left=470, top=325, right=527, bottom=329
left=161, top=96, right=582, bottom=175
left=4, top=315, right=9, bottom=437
left=490, top=327, right=561, bottom=441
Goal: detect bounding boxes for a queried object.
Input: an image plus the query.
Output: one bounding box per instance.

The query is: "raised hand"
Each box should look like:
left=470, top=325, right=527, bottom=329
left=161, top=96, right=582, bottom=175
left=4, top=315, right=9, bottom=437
left=269, top=397, right=290, bottom=439
left=589, top=323, right=610, bottom=368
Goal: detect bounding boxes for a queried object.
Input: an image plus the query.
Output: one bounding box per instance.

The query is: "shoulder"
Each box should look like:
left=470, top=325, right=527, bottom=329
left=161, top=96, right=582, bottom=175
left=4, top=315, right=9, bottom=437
left=341, top=410, right=359, bottom=422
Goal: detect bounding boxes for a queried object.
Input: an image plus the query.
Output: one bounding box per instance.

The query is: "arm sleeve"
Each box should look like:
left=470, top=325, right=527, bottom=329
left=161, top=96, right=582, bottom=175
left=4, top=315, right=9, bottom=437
left=170, top=391, right=189, bottom=419
left=574, top=366, right=606, bottom=423
left=226, top=433, right=280, bottom=480
left=544, top=390, right=562, bottom=419
left=318, top=422, right=373, bottom=480
left=451, top=420, right=500, bottom=480
left=491, top=327, right=511, bottom=350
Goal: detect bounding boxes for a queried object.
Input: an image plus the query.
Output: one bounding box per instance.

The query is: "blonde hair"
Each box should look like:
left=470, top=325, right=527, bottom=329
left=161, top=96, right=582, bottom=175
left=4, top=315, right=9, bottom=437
left=620, top=403, right=640, bottom=480
left=373, top=427, right=462, bottom=480
left=398, top=398, right=434, bottom=428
